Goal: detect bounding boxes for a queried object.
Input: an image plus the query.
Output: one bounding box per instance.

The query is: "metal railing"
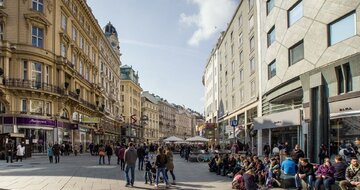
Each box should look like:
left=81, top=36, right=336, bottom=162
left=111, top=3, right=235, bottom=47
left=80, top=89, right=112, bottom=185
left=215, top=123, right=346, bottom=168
left=4, top=78, right=64, bottom=95
left=79, top=98, right=96, bottom=110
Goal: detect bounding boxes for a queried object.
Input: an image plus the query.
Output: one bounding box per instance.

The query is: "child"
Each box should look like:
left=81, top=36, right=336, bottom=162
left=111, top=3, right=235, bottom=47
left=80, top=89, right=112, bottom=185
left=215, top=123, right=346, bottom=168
left=150, top=162, right=157, bottom=183
left=144, top=156, right=152, bottom=185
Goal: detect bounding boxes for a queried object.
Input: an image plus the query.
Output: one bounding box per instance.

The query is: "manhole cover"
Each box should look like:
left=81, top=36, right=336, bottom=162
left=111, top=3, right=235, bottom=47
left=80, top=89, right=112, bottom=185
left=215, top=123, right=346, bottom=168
left=7, top=165, right=23, bottom=167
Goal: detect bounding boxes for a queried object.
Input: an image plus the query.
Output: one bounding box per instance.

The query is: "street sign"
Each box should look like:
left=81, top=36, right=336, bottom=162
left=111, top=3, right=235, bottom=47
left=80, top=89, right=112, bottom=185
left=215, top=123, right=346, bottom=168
left=231, top=120, right=238, bottom=127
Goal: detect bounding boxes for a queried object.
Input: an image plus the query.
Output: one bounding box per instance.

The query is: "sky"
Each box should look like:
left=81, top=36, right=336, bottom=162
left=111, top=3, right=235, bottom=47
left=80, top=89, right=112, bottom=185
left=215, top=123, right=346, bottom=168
left=87, top=0, right=240, bottom=113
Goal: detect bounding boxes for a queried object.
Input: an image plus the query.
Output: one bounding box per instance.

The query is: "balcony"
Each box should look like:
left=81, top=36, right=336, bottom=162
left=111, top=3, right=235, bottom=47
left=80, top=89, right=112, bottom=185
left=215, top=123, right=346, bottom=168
left=4, top=79, right=64, bottom=95
left=69, top=91, right=79, bottom=99
left=79, top=98, right=97, bottom=110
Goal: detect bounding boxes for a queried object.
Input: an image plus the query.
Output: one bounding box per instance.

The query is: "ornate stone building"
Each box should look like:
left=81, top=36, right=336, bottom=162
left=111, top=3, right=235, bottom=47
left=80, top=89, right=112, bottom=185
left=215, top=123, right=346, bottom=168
left=0, top=0, right=122, bottom=154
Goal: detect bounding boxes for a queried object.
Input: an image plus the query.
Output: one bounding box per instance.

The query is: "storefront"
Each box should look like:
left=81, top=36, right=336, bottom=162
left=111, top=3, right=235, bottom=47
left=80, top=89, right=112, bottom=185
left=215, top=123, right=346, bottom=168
left=56, top=121, right=78, bottom=145
left=329, top=95, right=360, bottom=156
left=254, top=109, right=302, bottom=155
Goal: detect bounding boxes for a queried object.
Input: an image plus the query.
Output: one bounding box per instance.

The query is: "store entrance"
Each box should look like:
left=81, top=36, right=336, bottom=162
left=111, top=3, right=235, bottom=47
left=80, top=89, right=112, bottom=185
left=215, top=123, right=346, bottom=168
left=18, top=128, right=54, bottom=153
left=271, top=126, right=298, bottom=151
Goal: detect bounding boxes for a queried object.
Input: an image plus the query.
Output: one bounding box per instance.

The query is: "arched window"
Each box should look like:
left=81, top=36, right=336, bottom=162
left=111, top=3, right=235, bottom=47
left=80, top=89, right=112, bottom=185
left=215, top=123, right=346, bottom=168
left=61, top=109, right=69, bottom=119
left=72, top=112, right=78, bottom=121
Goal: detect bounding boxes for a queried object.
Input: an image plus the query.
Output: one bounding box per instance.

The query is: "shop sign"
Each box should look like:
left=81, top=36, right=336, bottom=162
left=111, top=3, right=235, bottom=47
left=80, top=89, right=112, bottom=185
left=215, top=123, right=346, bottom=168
left=4, top=117, right=13, bottom=124
left=329, top=97, right=360, bottom=118
left=82, top=117, right=100, bottom=124
left=253, top=109, right=301, bottom=130
left=16, top=117, right=55, bottom=126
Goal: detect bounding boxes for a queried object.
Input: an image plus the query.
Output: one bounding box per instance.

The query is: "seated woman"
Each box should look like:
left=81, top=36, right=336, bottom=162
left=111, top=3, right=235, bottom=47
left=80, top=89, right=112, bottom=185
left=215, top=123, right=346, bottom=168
left=315, top=158, right=335, bottom=190
left=208, top=154, right=218, bottom=172
left=232, top=169, right=246, bottom=190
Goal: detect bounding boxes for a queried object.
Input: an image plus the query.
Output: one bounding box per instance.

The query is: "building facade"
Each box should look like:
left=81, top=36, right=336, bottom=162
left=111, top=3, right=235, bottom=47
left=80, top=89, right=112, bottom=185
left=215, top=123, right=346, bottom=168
left=157, top=98, right=176, bottom=140
left=141, top=91, right=159, bottom=143
left=0, top=0, right=122, bottom=154
left=174, top=106, right=193, bottom=139
left=120, top=65, right=142, bottom=144
left=206, top=0, right=259, bottom=147
left=254, top=0, right=360, bottom=162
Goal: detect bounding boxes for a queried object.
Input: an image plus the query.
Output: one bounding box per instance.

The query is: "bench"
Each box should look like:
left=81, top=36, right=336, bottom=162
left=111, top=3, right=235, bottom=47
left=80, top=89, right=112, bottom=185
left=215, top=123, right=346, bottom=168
left=278, top=176, right=353, bottom=190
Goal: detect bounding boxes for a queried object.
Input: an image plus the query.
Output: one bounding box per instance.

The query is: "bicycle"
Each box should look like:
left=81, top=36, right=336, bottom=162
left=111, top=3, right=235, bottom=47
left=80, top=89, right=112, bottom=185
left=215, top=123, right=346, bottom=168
left=197, top=153, right=214, bottom=162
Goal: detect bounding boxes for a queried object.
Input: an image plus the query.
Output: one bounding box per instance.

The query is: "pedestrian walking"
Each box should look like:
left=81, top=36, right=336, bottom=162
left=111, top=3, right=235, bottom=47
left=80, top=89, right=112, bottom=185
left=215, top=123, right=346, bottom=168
left=80, top=143, right=83, bottom=154
left=155, top=146, right=170, bottom=188
left=16, top=143, right=25, bottom=162
left=144, top=156, right=152, bottom=185
left=137, top=144, right=145, bottom=170
left=74, top=144, right=79, bottom=156
left=118, top=145, right=126, bottom=170
left=53, top=142, right=61, bottom=163
left=105, top=143, right=113, bottom=165
left=124, top=142, right=138, bottom=187
left=165, top=146, right=176, bottom=185
left=48, top=144, right=54, bottom=163
left=98, top=144, right=105, bottom=165
left=89, top=142, right=94, bottom=155
left=5, top=139, right=13, bottom=163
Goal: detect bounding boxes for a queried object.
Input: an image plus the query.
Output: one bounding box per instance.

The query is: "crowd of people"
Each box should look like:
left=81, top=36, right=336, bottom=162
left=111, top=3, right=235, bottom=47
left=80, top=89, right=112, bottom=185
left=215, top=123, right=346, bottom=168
left=205, top=142, right=360, bottom=190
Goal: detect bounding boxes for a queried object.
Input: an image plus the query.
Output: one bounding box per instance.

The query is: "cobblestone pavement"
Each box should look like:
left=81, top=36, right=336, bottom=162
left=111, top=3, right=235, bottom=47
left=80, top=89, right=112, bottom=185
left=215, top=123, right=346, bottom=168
left=0, top=154, right=292, bottom=190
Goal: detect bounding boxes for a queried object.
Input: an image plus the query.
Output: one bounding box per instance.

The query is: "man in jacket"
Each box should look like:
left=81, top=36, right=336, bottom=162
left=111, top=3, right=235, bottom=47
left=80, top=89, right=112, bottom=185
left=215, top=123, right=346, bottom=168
left=124, top=142, right=137, bottom=187
left=281, top=153, right=298, bottom=176
left=52, top=142, right=61, bottom=163
left=333, top=155, right=348, bottom=181
left=291, top=144, right=305, bottom=164
left=340, top=158, right=360, bottom=190
left=295, top=158, right=314, bottom=190
left=137, top=145, right=145, bottom=170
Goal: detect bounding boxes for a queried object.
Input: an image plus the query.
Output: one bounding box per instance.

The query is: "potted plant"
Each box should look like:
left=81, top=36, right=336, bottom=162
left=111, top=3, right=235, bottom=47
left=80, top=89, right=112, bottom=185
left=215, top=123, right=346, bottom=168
left=76, top=88, right=80, bottom=95
left=64, top=82, right=69, bottom=89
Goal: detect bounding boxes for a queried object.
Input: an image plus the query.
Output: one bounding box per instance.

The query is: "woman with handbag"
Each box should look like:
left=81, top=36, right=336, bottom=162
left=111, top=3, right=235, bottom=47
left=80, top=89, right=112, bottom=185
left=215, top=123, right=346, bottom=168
left=98, top=144, right=105, bottom=165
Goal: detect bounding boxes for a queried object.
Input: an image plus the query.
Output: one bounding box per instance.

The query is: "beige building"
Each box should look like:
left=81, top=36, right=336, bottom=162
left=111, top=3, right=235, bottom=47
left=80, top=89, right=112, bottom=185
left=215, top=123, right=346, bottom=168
left=141, top=91, right=159, bottom=143
left=174, top=106, right=192, bottom=139
left=157, top=98, right=176, bottom=140
left=211, top=0, right=259, bottom=146
left=254, top=0, right=360, bottom=161
left=120, top=65, right=142, bottom=144
left=0, top=0, right=122, bottom=154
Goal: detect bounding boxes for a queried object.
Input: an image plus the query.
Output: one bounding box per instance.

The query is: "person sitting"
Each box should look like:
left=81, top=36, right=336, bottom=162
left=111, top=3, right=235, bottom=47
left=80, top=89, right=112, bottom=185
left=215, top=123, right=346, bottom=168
left=232, top=169, right=246, bottom=190
left=314, top=158, right=335, bottom=190
left=281, top=152, right=298, bottom=176
left=295, top=158, right=314, bottom=190
left=243, top=169, right=258, bottom=190
left=339, top=158, right=360, bottom=190
left=215, top=154, right=223, bottom=175
left=333, top=155, right=348, bottom=182
left=208, top=155, right=218, bottom=172
left=266, top=157, right=281, bottom=188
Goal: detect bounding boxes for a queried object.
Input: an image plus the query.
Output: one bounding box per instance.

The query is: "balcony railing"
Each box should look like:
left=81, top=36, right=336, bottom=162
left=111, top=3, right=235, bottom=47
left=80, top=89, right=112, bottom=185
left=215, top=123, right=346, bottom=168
left=69, top=91, right=79, bottom=99
left=5, top=79, right=64, bottom=95
left=79, top=98, right=97, bottom=110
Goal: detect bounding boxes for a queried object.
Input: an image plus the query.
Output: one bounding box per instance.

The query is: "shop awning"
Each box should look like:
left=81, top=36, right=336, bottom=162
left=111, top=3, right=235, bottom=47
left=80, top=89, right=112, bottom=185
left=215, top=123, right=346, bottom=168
left=253, top=109, right=301, bottom=130
left=330, top=110, right=360, bottom=119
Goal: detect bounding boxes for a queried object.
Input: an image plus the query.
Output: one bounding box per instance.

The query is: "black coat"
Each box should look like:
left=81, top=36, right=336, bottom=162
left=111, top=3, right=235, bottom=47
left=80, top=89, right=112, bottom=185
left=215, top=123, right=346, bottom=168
left=298, top=163, right=315, bottom=177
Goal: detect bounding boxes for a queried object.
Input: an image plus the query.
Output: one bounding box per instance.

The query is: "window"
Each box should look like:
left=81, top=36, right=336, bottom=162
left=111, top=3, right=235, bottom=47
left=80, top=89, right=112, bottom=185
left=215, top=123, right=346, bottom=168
left=240, top=68, right=244, bottom=82
left=79, top=60, right=83, bottom=75
left=60, top=43, right=66, bottom=57
left=289, top=40, right=304, bottom=66
left=239, top=51, right=243, bottom=64
left=336, top=66, right=344, bottom=94
left=231, top=44, right=234, bottom=57
left=343, top=63, right=352, bottom=92
left=231, top=61, right=235, bottom=73
left=30, top=100, right=43, bottom=114
left=72, top=4, right=78, bottom=16
left=250, top=80, right=256, bottom=97
left=249, top=0, right=254, bottom=10
left=79, top=35, right=84, bottom=49
left=0, top=0, right=4, bottom=7
left=0, top=22, right=3, bottom=40
left=329, top=12, right=356, bottom=46
left=32, top=0, right=44, bottom=12
left=267, top=0, right=275, bottom=15
left=71, top=51, right=77, bottom=66
left=238, top=33, right=243, bottom=47
left=45, top=102, right=51, bottom=115
left=84, top=64, right=89, bottom=80
left=232, top=95, right=236, bottom=110
left=240, top=88, right=244, bottom=103
left=250, top=36, right=255, bottom=51
left=23, top=61, right=28, bottom=80
left=45, top=65, right=49, bottom=83
left=267, top=26, right=275, bottom=47
left=72, top=26, right=77, bottom=41
left=21, top=99, right=27, bottom=113
left=250, top=57, right=255, bottom=74
left=32, top=27, right=43, bottom=48
left=288, top=1, right=303, bottom=27
left=232, top=78, right=235, bottom=89
left=32, top=63, right=42, bottom=88
left=61, top=13, right=67, bottom=31
left=249, top=15, right=254, bottom=30
left=268, top=60, right=276, bottom=79
left=237, top=15, right=243, bottom=28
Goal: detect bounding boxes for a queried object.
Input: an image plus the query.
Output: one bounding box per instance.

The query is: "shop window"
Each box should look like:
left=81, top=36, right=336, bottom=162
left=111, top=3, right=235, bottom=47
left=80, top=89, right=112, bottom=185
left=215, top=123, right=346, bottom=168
left=288, top=1, right=303, bottom=27
left=32, top=27, right=43, bottom=48
left=32, top=0, right=44, bottom=12
left=329, top=12, right=355, bottom=46
left=289, top=40, right=304, bottom=66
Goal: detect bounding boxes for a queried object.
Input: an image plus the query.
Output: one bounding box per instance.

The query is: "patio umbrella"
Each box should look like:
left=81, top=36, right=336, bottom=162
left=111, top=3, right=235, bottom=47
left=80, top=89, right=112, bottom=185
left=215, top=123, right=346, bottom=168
left=185, top=136, right=209, bottom=142
left=163, top=136, right=184, bottom=142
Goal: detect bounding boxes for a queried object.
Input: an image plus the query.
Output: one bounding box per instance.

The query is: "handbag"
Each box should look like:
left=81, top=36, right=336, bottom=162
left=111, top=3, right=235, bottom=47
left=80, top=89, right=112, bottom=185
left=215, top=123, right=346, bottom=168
left=99, top=151, right=105, bottom=156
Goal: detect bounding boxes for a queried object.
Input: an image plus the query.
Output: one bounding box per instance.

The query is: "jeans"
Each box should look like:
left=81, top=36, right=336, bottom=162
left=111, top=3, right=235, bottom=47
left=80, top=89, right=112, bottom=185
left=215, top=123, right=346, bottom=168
left=165, top=169, right=176, bottom=181
left=125, top=165, right=135, bottom=185
left=156, top=167, right=169, bottom=185
left=295, top=174, right=313, bottom=189
left=120, top=159, right=125, bottom=170
left=99, top=156, right=105, bottom=164
left=315, top=177, right=334, bottom=190
left=144, top=171, right=152, bottom=184
left=138, top=157, right=144, bottom=170
left=54, top=155, right=60, bottom=163
left=49, top=156, right=53, bottom=163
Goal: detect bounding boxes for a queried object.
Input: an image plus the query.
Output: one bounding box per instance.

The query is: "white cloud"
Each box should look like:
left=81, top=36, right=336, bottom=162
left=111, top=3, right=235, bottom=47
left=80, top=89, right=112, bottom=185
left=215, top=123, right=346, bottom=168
left=180, top=0, right=238, bottom=46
